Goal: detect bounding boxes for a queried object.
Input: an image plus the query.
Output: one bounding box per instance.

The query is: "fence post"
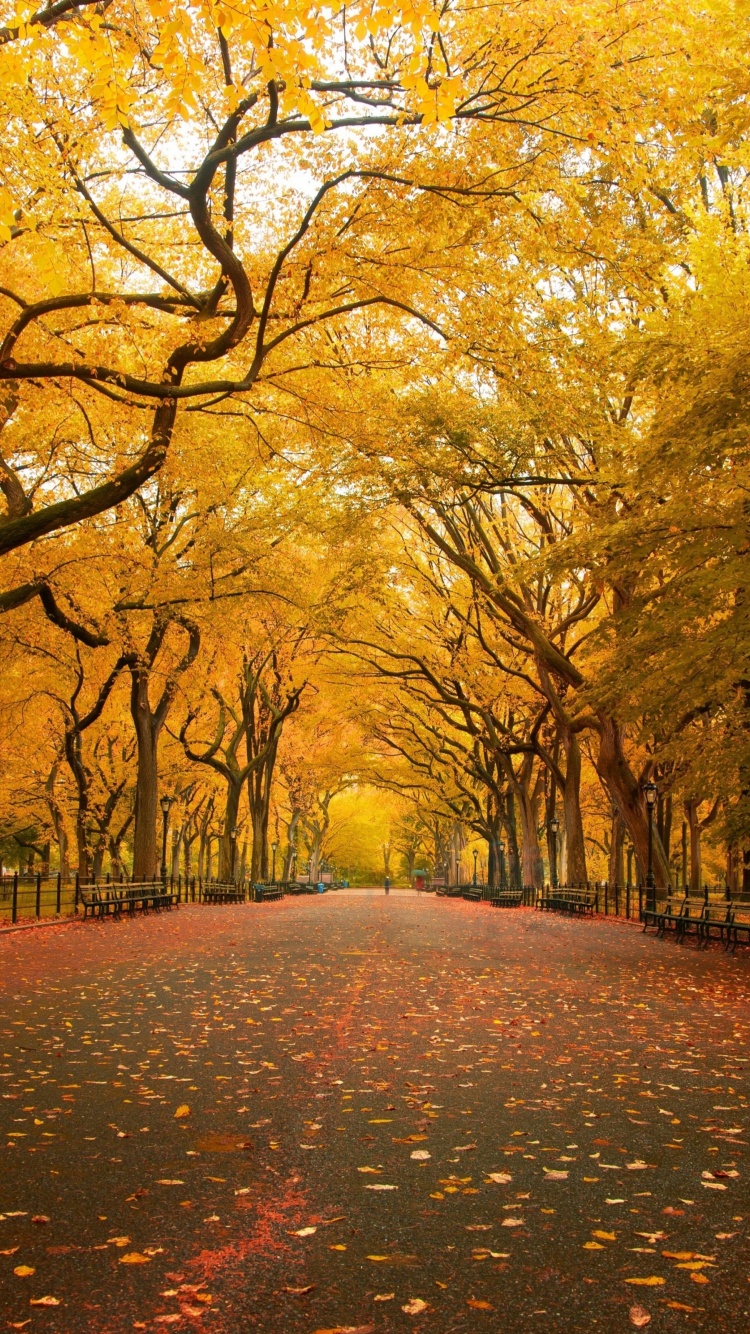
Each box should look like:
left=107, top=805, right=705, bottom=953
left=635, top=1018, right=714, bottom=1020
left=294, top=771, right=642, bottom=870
left=56, top=871, right=61, bottom=916
left=11, top=870, right=18, bottom=924
left=638, top=882, right=643, bottom=918
left=626, top=881, right=630, bottom=920
left=74, top=871, right=80, bottom=914
left=35, top=871, right=41, bottom=919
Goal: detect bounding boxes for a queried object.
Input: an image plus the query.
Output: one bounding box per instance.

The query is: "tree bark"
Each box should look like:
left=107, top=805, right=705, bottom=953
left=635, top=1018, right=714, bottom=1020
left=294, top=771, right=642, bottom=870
left=595, top=714, right=671, bottom=888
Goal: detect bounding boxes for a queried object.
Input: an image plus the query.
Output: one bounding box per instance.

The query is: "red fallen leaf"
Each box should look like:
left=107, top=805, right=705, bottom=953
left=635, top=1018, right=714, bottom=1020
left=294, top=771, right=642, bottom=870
left=31, top=1216, right=50, bottom=1226
left=285, top=1285, right=315, bottom=1295
left=662, top=1207, right=684, bottom=1217
left=629, top=1306, right=652, bottom=1328
left=165, top=1273, right=186, bottom=1283
left=467, top=1298, right=494, bottom=1310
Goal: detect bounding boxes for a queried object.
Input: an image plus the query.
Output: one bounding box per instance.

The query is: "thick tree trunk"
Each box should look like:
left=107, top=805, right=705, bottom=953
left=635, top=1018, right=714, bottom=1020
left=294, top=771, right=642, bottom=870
left=131, top=705, right=159, bottom=881
left=505, top=790, right=522, bottom=890
left=608, top=809, right=624, bottom=887
left=283, top=808, right=302, bottom=881
left=220, top=778, right=242, bottom=880
left=560, top=726, right=587, bottom=884
left=596, top=714, right=670, bottom=888
left=684, top=799, right=702, bottom=894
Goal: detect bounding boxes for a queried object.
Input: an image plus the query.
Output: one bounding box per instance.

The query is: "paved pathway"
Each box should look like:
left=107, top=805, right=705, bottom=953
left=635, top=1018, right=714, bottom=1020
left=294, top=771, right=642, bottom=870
left=0, top=894, right=748, bottom=1332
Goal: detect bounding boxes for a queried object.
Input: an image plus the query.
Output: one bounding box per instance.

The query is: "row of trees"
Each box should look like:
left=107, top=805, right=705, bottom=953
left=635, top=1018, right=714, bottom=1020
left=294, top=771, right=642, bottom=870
left=0, top=0, right=748, bottom=892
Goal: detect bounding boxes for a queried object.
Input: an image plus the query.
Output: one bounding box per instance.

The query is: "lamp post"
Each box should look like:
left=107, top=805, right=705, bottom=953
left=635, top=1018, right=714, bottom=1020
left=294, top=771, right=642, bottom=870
left=644, top=780, right=657, bottom=913
left=271, top=840, right=278, bottom=885
left=473, top=848, right=478, bottom=887
left=160, top=795, right=171, bottom=882
left=550, top=816, right=559, bottom=889
left=230, top=825, right=238, bottom=884
left=499, top=839, right=506, bottom=890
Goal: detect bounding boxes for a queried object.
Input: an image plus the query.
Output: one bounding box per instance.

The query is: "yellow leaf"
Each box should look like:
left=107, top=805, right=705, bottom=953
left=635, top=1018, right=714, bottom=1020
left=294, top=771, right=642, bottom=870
left=583, top=1242, right=605, bottom=1250
left=174, top=1104, right=190, bottom=1118
left=624, top=1277, right=665, bottom=1287
left=13, top=1265, right=35, bottom=1277
left=690, top=1273, right=709, bottom=1285
left=119, top=1253, right=151, bottom=1265
left=593, top=1231, right=616, bottom=1241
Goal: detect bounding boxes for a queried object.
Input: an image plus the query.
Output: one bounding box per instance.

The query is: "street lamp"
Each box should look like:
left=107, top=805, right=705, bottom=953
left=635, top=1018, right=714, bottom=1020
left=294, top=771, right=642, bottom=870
left=160, top=795, right=172, bottom=882
left=499, top=839, right=506, bottom=890
left=271, top=840, right=278, bottom=884
left=644, top=780, right=658, bottom=912
left=473, top=848, right=478, bottom=887
left=230, top=825, right=238, bottom=884
left=550, top=816, right=559, bottom=889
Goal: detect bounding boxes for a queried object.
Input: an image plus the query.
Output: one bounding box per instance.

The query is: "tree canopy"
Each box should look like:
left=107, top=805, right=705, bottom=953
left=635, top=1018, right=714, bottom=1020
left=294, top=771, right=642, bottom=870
left=0, top=0, right=748, bottom=891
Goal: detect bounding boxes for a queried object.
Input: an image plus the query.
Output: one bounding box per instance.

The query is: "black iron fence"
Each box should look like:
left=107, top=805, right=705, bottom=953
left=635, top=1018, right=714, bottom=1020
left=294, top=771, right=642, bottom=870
left=0, top=870, right=346, bottom=926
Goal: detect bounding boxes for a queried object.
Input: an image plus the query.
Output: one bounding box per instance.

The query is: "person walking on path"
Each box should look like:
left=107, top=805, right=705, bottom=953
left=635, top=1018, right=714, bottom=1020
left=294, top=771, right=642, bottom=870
left=384, top=876, right=390, bottom=896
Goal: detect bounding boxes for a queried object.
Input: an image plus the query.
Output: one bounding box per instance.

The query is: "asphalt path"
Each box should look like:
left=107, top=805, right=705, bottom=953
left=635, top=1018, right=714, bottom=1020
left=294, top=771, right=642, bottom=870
left=0, top=891, right=748, bottom=1333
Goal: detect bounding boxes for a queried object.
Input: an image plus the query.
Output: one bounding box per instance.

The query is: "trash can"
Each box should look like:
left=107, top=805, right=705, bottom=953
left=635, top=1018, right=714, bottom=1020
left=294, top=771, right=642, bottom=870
left=317, top=882, right=325, bottom=894
left=255, top=884, right=264, bottom=902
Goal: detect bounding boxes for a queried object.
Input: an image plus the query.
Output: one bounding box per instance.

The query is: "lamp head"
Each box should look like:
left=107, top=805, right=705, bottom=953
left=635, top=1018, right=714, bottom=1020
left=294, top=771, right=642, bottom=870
left=160, top=795, right=171, bottom=815
left=230, top=825, right=238, bottom=838
left=272, top=841, right=278, bottom=852
left=644, top=780, right=658, bottom=807
left=550, top=816, right=559, bottom=834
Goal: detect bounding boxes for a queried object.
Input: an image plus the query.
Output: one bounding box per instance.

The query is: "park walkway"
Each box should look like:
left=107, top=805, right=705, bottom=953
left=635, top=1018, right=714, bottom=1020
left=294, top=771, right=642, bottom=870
left=0, top=895, right=748, bottom=1332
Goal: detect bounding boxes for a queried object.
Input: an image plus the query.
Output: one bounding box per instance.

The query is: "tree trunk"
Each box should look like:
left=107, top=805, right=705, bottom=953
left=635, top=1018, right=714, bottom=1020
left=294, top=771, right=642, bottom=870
left=131, top=679, right=159, bottom=880
left=560, top=726, right=587, bottom=884
left=608, top=809, right=624, bottom=887
left=505, top=789, right=522, bottom=890
left=685, top=799, right=702, bottom=894
left=595, top=714, right=671, bottom=887
left=220, top=778, right=243, bottom=879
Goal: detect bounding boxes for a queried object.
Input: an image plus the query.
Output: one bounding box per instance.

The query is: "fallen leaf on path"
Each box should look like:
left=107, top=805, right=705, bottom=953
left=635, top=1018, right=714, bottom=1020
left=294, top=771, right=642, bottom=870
left=364, top=1184, right=397, bottom=1190
left=624, top=1278, right=665, bottom=1287
left=485, top=1173, right=511, bottom=1184
left=665, top=1302, right=694, bottom=1311
left=501, top=1218, right=524, bottom=1228
left=290, top=1226, right=317, bottom=1236
left=467, top=1299, right=493, bottom=1310
left=29, top=1297, right=60, bottom=1306
left=410, top=1150, right=431, bottom=1160
left=31, top=1216, right=49, bottom=1226
left=690, top=1273, right=709, bottom=1284
left=543, top=1170, right=568, bottom=1180
left=373, top=1293, right=395, bottom=1301
left=174, top=1105, right=190, bottom=1119
left=14, top=1266, right=35, bottom=1277
left=285, top=1285, right=315, bottom=1295
left=402, top=1299, right=428, bottom=1315
left=312, top=1327, right=374, bottom=1333
left=629, top=1305, right=651, bottom=1328
left=593, top=1231, right=616, bottom=1242
left=156, top=1180, right=184, bottom=1186
left=119, top=1253, right=151, bottom=1265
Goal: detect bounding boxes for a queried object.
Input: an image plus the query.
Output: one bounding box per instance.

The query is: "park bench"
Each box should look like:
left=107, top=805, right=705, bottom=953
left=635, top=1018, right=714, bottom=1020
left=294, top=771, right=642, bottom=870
left=79, top=881, right=177, bottom=919
left=462, top=886, right=482, bottom=902
left=539, top=886, right=598, bottom=915
left=726, top=905, right=750, bottom=952
left=490, top=890, right=523, bottom=908
left=700, top=902, right=734, bottom=948
left=253, top=883, right=284, bottom=902
left=203, top=883, right=247, bottom=904
left=436, top=885, right=465, bottom=898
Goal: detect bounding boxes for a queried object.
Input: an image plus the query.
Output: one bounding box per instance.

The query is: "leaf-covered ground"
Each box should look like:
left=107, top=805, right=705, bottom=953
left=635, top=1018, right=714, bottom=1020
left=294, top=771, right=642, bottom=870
left=0, top=892, right=748, bottom=1332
